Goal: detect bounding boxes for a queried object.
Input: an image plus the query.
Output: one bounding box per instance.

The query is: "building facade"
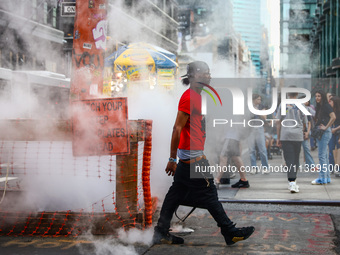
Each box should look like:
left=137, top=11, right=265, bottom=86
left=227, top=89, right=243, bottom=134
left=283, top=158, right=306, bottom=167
left=280, top=0, right=317, bottom=77
left=0, top=0, right=64, bottom=73
left=105, top=0, right=179, bottom=52
left=310, top=0, right=340, bottom=95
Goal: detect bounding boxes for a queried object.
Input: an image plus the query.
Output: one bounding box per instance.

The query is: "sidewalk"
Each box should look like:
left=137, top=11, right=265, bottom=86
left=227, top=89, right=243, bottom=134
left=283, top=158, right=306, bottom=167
left=1, top=146, right=340, bottom=254
left=144, top=147, right=340, bottom=255
left=1, top=203, right=338, bottom=255
left=217, top=146, right=340, bottom=201
left=147, top=207, right=337, bottom=255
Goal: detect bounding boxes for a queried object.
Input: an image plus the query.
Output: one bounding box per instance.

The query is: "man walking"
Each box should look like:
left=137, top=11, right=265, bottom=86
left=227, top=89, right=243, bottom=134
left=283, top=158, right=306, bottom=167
left=276, top=88, right=308, bottom=193
left=152, top=61, right=255, bottom=246
left=248, top=94, right=270, bottom=174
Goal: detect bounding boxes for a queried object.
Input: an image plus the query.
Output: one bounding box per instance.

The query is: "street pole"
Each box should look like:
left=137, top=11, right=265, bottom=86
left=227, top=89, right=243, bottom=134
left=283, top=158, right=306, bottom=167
left=70, top=0, right=108, bottom=100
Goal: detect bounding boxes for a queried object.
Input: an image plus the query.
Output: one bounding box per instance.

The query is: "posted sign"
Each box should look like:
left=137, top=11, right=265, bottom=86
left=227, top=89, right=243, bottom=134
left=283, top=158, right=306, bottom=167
left=72, top=98, right=129, bottom=156
left=61, top=2, right=76, bottom=17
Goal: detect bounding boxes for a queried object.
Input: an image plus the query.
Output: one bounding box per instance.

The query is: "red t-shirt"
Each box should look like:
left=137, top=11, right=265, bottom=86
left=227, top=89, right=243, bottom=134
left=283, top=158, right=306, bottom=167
left=178, top=88, right=206, bottom=150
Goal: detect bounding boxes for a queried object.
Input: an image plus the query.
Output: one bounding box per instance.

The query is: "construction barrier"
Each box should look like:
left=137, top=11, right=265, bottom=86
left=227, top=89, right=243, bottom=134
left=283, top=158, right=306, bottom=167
left=0, top=119, right=154, bottom=236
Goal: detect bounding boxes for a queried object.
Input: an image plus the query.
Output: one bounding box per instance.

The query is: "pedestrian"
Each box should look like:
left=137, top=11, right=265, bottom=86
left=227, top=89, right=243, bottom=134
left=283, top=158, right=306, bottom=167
left=276, top=87, right=308, bottom=193
left=328, top=96, right=340, bottom=172
left=301, top=99, right=317, bottom=170
left=264, top=126, right=274, bottom=160
left=311, top=90, right=336, bottom=184
left=306, top=101, right=318, bottom=151
left=215, top=127, right=249, bottom=189
left=152, top=61, right=255, bottom=246
left=248, top=94, right=269, bottom=174
left=264, top=106, right=276, bottom=159
left=327, top=92, right=335, bottom=103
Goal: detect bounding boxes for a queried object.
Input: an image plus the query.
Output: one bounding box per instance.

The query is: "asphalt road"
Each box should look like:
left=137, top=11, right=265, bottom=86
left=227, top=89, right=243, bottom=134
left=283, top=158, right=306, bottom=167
left=1, top=203, right=340, bottom=255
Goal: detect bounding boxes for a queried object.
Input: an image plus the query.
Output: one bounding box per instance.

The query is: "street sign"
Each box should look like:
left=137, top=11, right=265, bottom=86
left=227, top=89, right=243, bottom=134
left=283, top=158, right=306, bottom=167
left=61, top=2, right=76, bottom=17
left=72, top=98, right=129, bottom=156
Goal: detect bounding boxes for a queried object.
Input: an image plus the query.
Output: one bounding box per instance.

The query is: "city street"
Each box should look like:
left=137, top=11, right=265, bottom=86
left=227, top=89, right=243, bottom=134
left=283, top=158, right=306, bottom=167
left=1, top=204, right=339, bottom=254
left=0, top=0, right=339, bottom=254
left=1, top=149, right=340, bottom=254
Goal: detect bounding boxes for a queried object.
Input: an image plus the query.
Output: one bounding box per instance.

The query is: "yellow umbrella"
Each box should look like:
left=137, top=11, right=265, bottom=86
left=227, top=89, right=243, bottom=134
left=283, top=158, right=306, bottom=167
left=107, top=43, right=178, bottom=72
left=104, top=43, right=178, bottom=83
left=113, top=48, right=155, bottom=71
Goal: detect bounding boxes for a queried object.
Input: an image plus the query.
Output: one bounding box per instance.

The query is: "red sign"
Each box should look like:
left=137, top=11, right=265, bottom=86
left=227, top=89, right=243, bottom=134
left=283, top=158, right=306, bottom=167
left=72, top=98, right=129, bottom=156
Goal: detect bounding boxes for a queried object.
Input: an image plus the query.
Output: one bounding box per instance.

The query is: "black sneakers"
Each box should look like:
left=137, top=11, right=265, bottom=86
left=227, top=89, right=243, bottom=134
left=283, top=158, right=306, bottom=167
left=152, top=226, right=184, bottom=244
left=222, top=226, right=255, bottom=245
left=153, top=225, right=254, bottom=246
left=231, top=179, right=250, bottom=188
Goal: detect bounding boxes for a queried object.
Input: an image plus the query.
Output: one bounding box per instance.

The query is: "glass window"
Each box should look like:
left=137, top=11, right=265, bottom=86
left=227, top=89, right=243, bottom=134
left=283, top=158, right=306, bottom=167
left=52, top=8, right=57, bottom=28
left=0, top=79, right=11, bottom=100
left=283, top=28, right=289, bottom=44
left=30, top=84, right=70, bottom=120
left=32, top=0, right=37, bottom=21
left=44, top=2, right=48, bottom=24
left=283, top=3, right=290, bottom=20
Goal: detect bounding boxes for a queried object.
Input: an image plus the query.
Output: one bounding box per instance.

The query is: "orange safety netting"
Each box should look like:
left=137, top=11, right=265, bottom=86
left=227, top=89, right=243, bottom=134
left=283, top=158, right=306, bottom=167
left=0, top=120, right=153, bottom=236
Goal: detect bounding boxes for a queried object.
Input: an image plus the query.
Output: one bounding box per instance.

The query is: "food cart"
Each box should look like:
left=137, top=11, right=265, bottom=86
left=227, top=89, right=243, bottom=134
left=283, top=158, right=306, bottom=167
left=103, top=43, right=178, bottom=96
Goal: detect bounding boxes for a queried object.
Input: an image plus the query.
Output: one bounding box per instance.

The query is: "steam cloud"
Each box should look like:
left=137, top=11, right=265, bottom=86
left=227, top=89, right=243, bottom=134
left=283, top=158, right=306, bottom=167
left=0, top=0, right=260, bottom=253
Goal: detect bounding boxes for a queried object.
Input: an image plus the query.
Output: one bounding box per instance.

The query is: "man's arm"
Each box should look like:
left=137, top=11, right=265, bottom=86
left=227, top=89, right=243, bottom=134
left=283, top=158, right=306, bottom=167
left=304, top=121, right=311, bottom=140
left=275, top=104, right=282, bottom=147
left=276, top=120, right=281, bottom=147
left=319, top=112, right=336, bottom=130
left=166, top=110, right=189, bottom=176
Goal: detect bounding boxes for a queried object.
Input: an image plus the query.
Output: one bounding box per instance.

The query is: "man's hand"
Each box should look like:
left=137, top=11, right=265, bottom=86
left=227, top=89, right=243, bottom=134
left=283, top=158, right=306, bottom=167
left=166, top=111, right=189, bottom=176
left=276, top=139, right=281, bottom=147
left=303, top=132, right=309, bottom=140
left=165, top=161, right=177, bottom=176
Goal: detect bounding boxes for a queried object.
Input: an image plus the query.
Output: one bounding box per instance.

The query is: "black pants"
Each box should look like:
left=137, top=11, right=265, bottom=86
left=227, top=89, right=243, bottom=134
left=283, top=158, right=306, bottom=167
left=156, top=159, right=234, bottom=230
left=281, top=141, right=302, bottom=182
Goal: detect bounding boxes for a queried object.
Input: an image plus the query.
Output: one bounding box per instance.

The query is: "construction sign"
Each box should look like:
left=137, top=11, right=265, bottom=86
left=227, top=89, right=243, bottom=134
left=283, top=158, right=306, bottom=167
left=72, top=98, right=129, bottom=156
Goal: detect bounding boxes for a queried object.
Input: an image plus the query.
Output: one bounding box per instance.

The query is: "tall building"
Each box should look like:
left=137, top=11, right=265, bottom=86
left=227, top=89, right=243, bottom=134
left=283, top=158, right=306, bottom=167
left=177, top=0, right=233, bottom=54
left=233, top=0, right=262, bottom=76
left=260, top=26, right=270, bottom=78
left=280, top=0, right=317, bottom=77
left=310, top=0, right=340, bottom=95
left=177, top=0, right=253, bottom=77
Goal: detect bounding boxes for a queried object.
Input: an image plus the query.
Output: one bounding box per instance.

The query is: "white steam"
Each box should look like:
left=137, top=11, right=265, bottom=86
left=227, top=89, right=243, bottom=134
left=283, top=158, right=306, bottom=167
left=78, top=228, right=153, bottom=255
left=107, top=0, right=168, bottom=48
left=127, top=84, right=185, bottom=198
left=0, top=1, right=259, bottom=253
